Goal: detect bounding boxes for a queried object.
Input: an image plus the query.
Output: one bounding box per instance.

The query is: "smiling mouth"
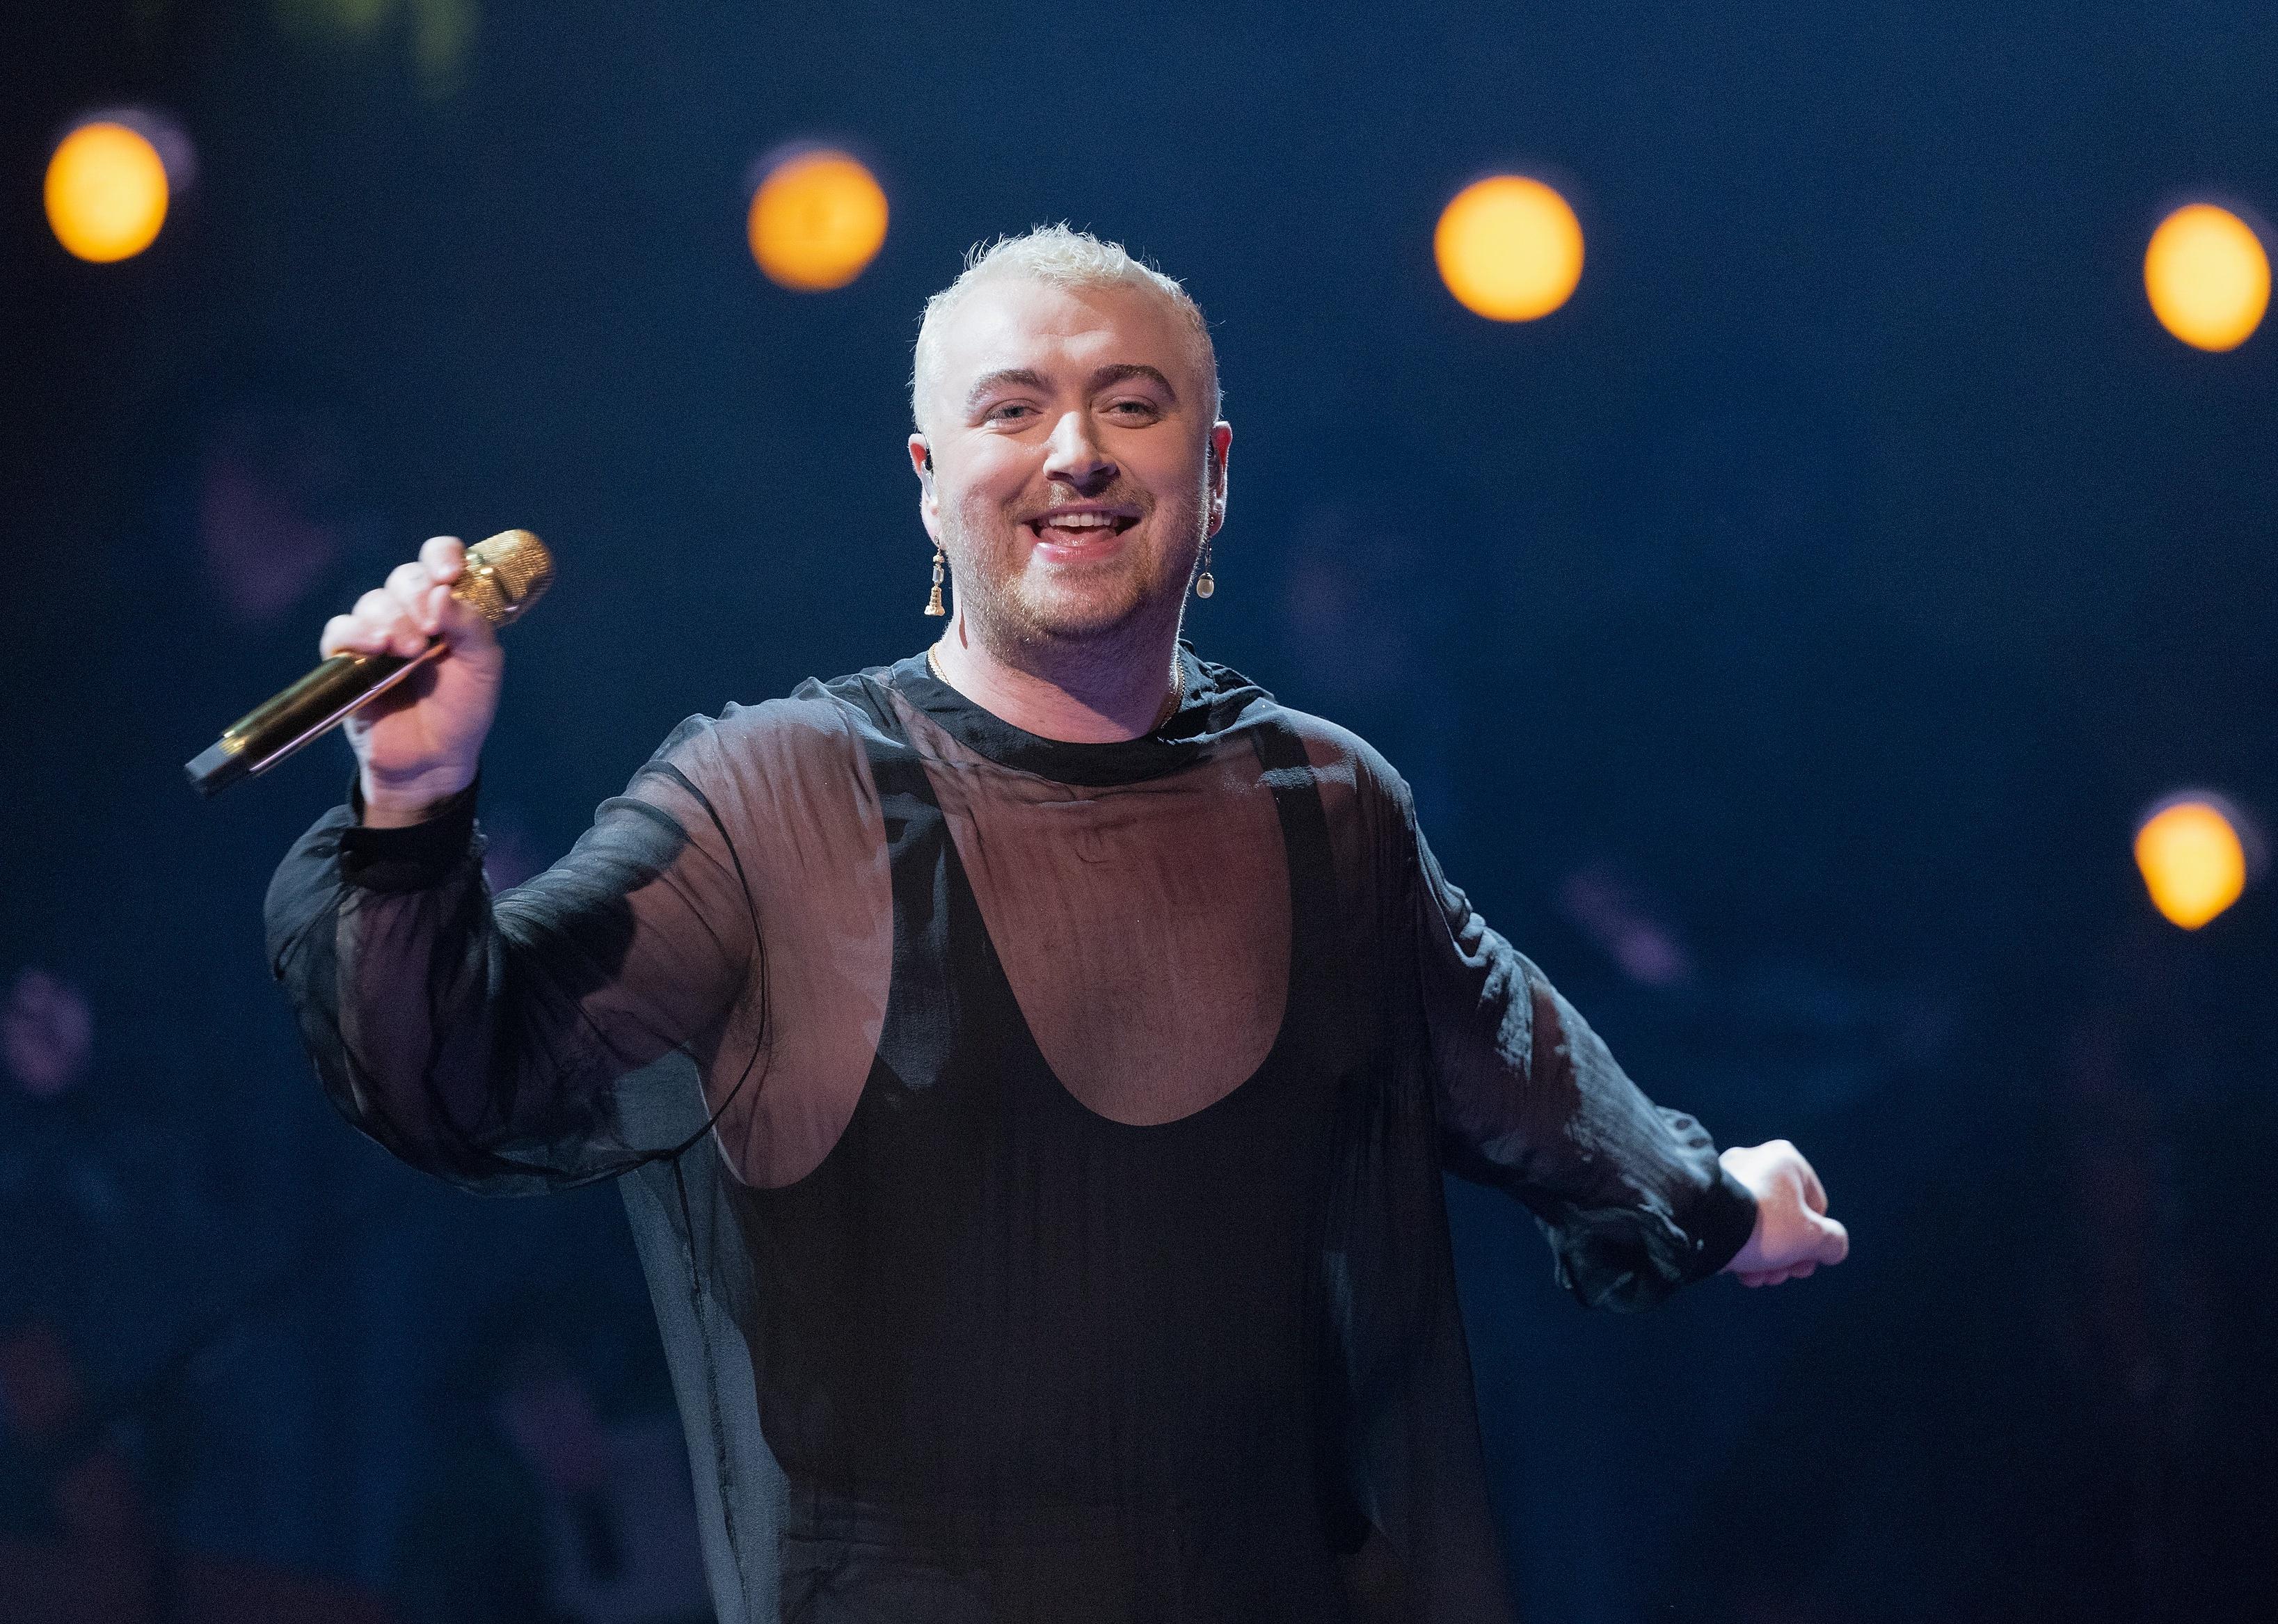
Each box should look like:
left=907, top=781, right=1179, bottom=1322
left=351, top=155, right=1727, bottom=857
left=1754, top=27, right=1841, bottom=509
left=1027, top=511, right=1138, bottom=543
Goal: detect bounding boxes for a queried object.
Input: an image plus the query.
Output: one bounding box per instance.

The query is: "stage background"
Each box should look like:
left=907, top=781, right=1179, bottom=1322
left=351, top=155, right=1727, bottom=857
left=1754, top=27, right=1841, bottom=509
left=5, top=3, right=2275, bottom=1619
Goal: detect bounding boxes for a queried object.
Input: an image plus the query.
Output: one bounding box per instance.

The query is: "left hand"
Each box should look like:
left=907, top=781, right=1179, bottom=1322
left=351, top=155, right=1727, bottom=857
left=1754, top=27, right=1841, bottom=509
left=1718, top=1140, right=1849, bottom=1287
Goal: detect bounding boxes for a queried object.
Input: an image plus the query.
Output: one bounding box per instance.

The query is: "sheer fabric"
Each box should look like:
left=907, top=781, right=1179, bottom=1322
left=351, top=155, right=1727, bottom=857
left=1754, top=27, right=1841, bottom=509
left=266, top=648, right=1757, bottom=1623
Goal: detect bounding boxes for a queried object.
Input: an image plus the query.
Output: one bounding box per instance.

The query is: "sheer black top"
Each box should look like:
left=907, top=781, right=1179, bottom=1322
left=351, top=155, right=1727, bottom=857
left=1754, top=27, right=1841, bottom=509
left=265, top=648, right=1758, bottom=1623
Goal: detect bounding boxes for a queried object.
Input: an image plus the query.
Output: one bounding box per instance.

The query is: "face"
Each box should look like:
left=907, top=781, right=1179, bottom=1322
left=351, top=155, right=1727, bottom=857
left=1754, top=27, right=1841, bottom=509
left=911, top=276, right=1230, bottom=651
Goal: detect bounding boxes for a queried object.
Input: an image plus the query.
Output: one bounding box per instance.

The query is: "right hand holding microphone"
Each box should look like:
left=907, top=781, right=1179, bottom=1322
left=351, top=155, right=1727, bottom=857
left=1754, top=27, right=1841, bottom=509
left=321, top=536, right=504, bottom=827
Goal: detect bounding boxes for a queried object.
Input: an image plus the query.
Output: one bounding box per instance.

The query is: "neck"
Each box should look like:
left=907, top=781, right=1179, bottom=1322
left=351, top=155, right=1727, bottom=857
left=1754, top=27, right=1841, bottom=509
left=930, top=605, right=1181, bottom=742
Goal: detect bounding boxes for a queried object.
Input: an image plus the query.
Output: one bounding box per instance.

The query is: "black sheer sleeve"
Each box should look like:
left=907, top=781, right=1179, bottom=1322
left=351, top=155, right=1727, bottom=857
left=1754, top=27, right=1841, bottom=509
left=263, top=715, right=758, bottom=1192
left=1409, top=818, right=1758, bottom=1310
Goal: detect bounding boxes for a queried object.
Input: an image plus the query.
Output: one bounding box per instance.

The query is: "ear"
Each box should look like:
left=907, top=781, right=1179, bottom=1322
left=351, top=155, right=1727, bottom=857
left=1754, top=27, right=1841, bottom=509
left=908, top=433, right=942, bottom=541
left=1204, top=420, right=1232, bottom=538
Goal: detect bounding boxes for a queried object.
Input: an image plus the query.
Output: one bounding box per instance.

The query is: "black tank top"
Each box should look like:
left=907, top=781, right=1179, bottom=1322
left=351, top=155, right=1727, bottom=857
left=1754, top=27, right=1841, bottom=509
left=730, top=695, right=1365, bottom=1621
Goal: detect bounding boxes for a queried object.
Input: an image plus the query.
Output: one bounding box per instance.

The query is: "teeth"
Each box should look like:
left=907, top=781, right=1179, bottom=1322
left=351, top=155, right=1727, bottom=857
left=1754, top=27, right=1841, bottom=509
left=1038, top=512, right=1117, bottom=530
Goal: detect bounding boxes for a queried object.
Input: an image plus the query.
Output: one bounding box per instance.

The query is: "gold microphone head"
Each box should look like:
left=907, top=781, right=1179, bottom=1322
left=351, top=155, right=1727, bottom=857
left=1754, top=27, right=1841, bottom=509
left=454, top=529, right=555, bottom=627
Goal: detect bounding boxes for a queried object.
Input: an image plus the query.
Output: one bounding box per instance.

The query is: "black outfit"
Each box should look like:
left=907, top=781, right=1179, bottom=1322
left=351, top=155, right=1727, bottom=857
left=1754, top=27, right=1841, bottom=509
left=266, top=648, right=1758, bottom=1623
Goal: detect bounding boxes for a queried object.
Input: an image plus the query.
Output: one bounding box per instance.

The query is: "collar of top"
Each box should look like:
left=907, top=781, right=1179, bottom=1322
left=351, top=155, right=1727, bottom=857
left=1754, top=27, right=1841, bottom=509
left=884, top=643, right=1258, bottom=787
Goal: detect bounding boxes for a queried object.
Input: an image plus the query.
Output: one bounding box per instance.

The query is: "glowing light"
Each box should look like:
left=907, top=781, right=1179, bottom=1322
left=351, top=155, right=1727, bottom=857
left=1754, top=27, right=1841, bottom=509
left=45, top=121, right=170, bottom=263
left=747, top=150, right=889, bottom=291
left=1435, top=175, right=1584, bottom=322
left=3, top=969, right=94, bottom=1100
left=2134, top=798, right=2247, bottom=929
left=2144, top=204, right=2269, bottom=351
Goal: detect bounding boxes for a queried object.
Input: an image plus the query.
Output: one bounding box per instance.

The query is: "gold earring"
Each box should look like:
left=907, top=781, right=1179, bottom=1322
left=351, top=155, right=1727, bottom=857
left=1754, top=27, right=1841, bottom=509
left=1193, top=537, right=1216, bottom=599
left=925, top=543, right=947, bottom=616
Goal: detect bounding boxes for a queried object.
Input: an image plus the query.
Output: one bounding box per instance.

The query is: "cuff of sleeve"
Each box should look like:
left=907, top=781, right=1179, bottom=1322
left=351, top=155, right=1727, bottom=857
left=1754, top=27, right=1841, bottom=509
left=1687, top=1165, right=1761, bottom=1281
left=339, top=773, right=481, bottom=893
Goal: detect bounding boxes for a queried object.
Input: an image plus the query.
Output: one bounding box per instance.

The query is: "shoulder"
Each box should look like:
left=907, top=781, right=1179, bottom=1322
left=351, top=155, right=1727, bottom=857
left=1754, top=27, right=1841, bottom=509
left=1247, top=696, right=1417, bottom=824
left=645, top=676, right=882, bottom=781
left=1198, top=672, right=1422, bottom=905
left=1186, top=650, right=1410, bottom=806
left=1207, top=687, right=1430, bottom=949
left=613, top=680, right=902, bottom=833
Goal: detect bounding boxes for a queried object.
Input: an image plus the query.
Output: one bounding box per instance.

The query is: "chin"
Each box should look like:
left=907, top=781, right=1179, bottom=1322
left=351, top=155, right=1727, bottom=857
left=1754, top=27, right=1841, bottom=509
left=997, top=580, right=1155, bottom=644
left=1012, top=598, right=1146, bottom=643
left=990, top=555, right=1158, bottom=634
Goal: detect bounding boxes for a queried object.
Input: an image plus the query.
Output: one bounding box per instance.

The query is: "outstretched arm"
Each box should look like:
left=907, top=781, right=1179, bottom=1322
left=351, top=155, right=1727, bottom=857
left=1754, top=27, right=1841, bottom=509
left=1412, top=817, right=1847, bottom=1305
left=264, top=537, right=756, bottom=1190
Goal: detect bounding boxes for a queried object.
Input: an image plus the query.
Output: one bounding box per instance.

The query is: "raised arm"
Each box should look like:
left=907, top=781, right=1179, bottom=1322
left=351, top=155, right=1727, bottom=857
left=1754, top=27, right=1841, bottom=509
left=1413, top=823, right=1842, bottom=1307
left=262, top=538, right=756, bottom=1190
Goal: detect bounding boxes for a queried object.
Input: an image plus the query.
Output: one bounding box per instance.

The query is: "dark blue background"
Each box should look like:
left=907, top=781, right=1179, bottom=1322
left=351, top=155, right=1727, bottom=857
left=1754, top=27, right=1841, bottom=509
left=6, top=3, right=2275, bottom=1618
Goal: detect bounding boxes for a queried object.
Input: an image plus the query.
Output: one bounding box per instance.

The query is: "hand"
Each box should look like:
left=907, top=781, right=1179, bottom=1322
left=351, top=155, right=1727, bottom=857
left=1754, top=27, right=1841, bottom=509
left=1718, top=1139, right=1849, bottom=1287
left=319, top=536, right=504, bottom=826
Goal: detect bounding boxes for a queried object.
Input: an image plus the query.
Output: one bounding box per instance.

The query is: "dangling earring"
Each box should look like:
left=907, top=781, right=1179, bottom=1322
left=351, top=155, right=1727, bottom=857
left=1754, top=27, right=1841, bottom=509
left=1193, top=536, right=1216, bottom=599
left=924, top=542, right=947, bottom=616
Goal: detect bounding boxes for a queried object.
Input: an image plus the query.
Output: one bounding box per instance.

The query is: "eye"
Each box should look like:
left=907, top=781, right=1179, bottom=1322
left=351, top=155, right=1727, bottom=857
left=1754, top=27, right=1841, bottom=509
left=1106, top=399, right=1161, bottom=420
left=985, top=401, right=1037, bottom=422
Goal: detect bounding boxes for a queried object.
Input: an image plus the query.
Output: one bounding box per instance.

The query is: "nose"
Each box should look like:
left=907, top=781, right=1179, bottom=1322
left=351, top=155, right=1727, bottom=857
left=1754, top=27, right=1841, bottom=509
left=1042, top=410, right=1118, bottom=495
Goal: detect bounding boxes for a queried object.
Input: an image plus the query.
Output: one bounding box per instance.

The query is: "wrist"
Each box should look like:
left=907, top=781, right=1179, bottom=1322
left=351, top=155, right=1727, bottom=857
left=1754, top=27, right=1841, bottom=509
left=1706, top=1161, right=1767, bottom=1277
left=1719, top=1200, right=1769, bottom=1275
left=358, top=763, right=477, bottom=827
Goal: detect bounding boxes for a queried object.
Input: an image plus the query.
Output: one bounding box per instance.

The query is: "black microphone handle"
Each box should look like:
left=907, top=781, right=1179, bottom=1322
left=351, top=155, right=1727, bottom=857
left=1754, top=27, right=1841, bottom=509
left=184, top=642, right=445, bottom=797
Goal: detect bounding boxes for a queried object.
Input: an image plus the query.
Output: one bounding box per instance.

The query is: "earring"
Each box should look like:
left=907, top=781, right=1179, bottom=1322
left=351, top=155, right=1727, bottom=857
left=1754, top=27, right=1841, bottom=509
left=924, top=543, right=947, bottom=616
left=1193, top=536, right=1216, bottom=599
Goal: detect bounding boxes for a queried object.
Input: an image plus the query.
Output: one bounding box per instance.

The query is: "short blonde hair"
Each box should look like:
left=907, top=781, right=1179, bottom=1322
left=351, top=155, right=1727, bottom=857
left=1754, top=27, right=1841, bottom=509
left=909, top=224, right=1220, bottom=431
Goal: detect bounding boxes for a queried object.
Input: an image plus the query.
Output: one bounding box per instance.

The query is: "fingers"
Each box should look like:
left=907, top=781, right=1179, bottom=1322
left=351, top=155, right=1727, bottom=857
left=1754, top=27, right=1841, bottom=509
left=318, top=590, right=418, bottom=658
left=413, top=535, right=502, bottom=648
left=1733, top=1215, right=1849, bottom=1289
left=413, top=536, right=472, bottom=638
left=315, top=538, right=483, bottom=660
left=1799, top=1157, right=1829, bottom=1216
left=385, top=558, right=433, bottom=603
left=360, top=584, right=432, bottom=658
left=1812, top=1213, right=1850, bottom=1266
left=419, top=534, right=466, bottom=580
left=317, top=613, right=364, bottom=659
left=1737, top=1261, right=1817, bottom=1288
left=385, top=562, right=443, bottom=641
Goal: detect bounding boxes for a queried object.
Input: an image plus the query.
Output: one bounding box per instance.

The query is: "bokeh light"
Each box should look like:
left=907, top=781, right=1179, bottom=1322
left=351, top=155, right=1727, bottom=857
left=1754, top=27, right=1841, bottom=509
left=1435, top=175, right=1585, bottom=322
left=2134, top=797, right=2248, bottom=929
left=747, top=149, right=889, bottom=291
left=45, top=120, right=170, bottom=263
left=2143, top=203, right=2269, bottom=351
left=3, top=969, right=93, bottom=1100
left=197, top=409, right=347, bottom=625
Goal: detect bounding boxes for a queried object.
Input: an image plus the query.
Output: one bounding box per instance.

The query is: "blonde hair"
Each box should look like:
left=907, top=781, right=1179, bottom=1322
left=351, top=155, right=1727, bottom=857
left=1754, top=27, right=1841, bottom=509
left=909, top=224, right=1220, bottom=430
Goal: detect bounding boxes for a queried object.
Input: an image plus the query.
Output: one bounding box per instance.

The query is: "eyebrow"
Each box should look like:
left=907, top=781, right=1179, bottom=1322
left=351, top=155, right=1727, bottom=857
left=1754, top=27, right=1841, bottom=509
left=963, top=363, right=1180, bottom=416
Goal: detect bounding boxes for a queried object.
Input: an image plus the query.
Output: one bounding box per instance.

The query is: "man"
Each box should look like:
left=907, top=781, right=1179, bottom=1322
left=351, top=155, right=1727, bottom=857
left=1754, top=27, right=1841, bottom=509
left=268, top=227, right=1847, bottom=1623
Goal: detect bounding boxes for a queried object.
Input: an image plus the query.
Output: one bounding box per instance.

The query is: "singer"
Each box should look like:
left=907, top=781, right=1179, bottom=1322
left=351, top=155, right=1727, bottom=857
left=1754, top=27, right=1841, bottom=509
left=264, top=227, right=1847, bottom=1623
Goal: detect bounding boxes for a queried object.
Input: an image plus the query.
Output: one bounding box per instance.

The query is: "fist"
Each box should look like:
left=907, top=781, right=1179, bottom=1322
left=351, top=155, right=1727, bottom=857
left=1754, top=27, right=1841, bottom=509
left=1718, top=1139, right=1849, bottom=1288
left=319, top=536, right=504, bottom=825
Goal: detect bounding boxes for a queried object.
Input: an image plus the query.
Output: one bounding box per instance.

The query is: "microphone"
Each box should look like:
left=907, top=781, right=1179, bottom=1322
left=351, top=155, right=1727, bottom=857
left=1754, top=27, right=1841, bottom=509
left=185, top=529, right=555, bottom=797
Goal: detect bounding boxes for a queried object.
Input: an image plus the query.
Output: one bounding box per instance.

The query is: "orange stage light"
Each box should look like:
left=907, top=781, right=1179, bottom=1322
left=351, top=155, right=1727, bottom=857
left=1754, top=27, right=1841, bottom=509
left=748, top=150, right=889, bottom=292
left=2134, top=797, right=2248, bottom=930
left=1435, top=175, right=1584, bottom=323
left=2144, top=204, right=2269, bottom=351
left=45, top=121, right=169, bottom=264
